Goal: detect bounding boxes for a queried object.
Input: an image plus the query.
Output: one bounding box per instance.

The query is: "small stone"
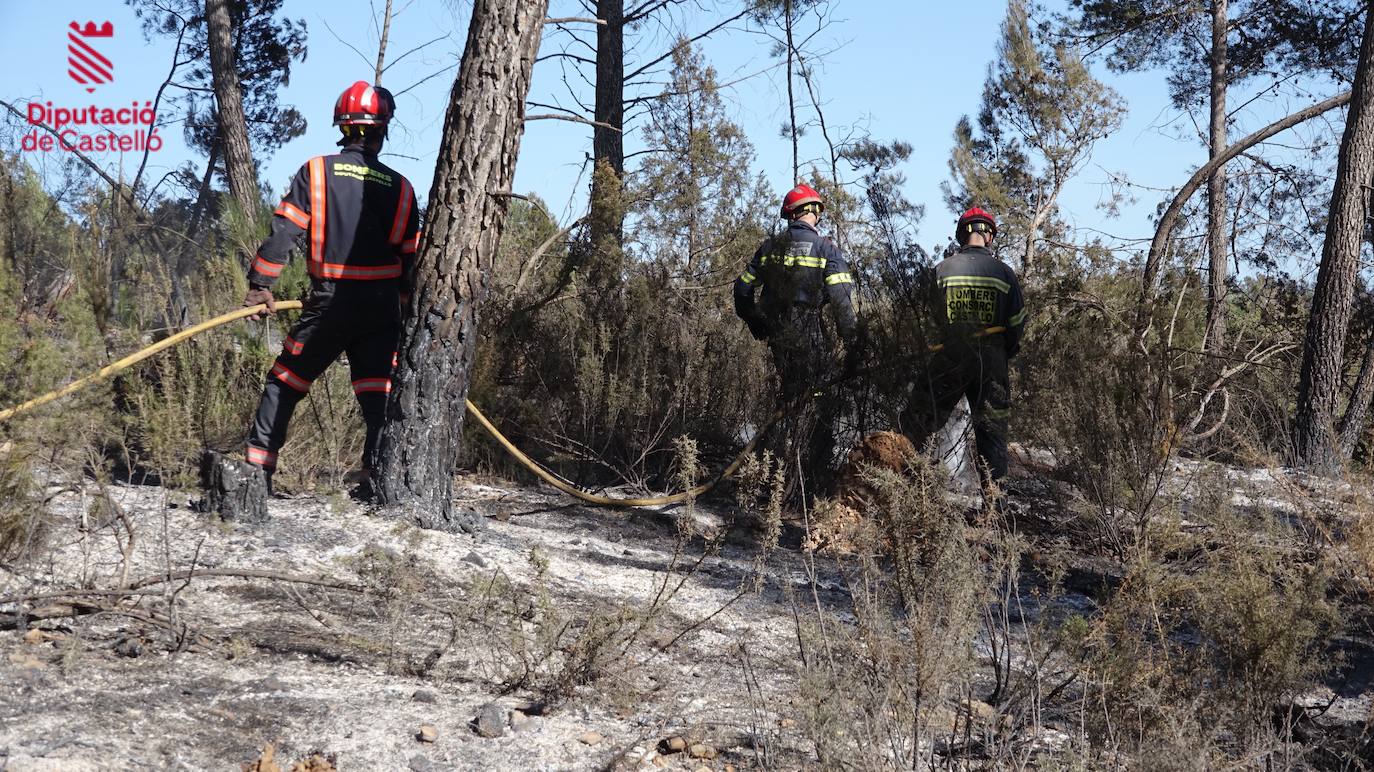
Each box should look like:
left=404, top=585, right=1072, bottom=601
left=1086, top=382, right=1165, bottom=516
left=408, top=755, right=435, bottom=772
left=724, top=765, right=738, bottom=772
left=411, top=689, right=438, bottom=704
left=687, top=743, right=717, bottom=760
left=660, top=736, right=688, bottom=753
left=474, top=702, right=506, bottom=738
left=966, top=700, right=998, bottom=723
left=257, top=675, right=288, bottom=693
left=652, top=756, right=669, bottom=769
left=462, top=551, right=488, bottom=568
left=114, top=637, right=143, bottom=658
left=578, top=731, right=604, bottom=746
left=694, top=767, right=712, bottom=772
left=22, top=629, right=55, bottom=645
left=417, top=724, right=438, bottom=743
left=7, top=652, right=45, bottom=669
left=779, top=717, right=797, bottom=729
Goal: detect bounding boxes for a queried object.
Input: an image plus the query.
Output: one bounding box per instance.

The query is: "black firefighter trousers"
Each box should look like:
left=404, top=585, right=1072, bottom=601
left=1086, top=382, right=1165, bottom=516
left=245, top=280, right=401, bottom=474
left=765, top=306, right=841, bottom=495
left=901, top=342, right=1011, bottom=481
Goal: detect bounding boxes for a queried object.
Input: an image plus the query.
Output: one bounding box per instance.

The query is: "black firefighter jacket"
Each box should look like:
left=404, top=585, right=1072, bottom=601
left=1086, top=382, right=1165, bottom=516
left=733, top=220, right=857, bottom=340
left=247, top=145, right=421, bottom=290
left=930, top=245, right=1027, bottom=356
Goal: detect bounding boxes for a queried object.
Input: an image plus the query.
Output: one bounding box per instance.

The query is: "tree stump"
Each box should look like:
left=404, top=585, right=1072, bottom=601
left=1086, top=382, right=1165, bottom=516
left=200, top=451, right=268, bottom=523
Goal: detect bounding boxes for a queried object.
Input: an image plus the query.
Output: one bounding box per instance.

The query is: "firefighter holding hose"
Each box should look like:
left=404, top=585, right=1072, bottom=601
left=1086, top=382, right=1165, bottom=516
left=241, top=81, right=420, bottom=496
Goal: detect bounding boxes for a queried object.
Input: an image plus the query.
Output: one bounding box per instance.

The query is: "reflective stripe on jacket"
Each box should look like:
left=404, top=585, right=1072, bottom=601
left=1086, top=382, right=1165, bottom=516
left=932, top=245, right=1026, bottom=355
left=248, top=145, right=421, bottom=289
left=733, top=220, right=856, bottom=339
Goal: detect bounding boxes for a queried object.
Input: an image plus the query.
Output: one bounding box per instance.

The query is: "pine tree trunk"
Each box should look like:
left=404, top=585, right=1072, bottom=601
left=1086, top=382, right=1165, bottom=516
left=373, top=0, right=549, bottom=530
left=205, top=0, right=259, bottom=226
left=588, top=0, right=625, bottom=259
left=1338, top=326, right=1374, bottom=454
left=1293, top=3, right=1374, bottom=471
left=1203, top=0, right=1229, bottom=354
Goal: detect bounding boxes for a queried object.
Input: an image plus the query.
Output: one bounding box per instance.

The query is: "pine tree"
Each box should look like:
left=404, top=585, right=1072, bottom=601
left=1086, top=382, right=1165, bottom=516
left=947, top=0, right=1123, bottom=277
left=373, top=0, right=549, bottom=531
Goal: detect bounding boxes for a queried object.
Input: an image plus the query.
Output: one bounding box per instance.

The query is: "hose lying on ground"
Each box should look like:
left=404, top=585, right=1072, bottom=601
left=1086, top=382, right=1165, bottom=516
left=0, top=302, right=1003, bottom=508
left=0, top=301, right=781, bottom=507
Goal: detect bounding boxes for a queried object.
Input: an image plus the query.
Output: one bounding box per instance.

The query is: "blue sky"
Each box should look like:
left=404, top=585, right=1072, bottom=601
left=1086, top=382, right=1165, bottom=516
left=0, top=0, right=1330, bottom=258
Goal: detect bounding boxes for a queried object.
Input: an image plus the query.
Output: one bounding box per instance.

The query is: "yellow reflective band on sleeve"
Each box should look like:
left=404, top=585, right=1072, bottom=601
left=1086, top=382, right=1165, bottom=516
left=939, top=275, right=1011, bottom=293
left=762, top=255, right=827, bottom=268
left=739, top=271, right=758, bottom=284
left=825, top=272, right=853, bottom=285
left=1009, top=308, right=1027, bottom=326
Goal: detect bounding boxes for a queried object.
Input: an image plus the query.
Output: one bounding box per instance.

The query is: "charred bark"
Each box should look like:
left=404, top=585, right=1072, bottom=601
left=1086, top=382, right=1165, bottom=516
left=373, top=0, right=549, bottom=531
left=588, top=0, right=625, bottom=260
left=1293, top=3, right=1374, bottom=471
left=205, top=0, right=260, bottom=226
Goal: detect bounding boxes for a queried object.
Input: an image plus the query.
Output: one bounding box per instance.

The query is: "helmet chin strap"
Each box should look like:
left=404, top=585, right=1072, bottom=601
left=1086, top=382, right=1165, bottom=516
left=337, top=124, right=387, bottom=148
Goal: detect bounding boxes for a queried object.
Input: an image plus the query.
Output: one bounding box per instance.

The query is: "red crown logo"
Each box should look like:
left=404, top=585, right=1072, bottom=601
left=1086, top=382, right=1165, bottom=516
left=70, top=21, right=114, bottom=38
left=68, top=21, right=115, bottom=93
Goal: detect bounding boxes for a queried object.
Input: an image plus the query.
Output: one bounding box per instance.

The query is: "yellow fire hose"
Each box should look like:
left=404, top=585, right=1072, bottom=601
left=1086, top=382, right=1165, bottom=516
left=0, top=301, right=306, bottom=423
left=0, top=301, right=1003, bottom=509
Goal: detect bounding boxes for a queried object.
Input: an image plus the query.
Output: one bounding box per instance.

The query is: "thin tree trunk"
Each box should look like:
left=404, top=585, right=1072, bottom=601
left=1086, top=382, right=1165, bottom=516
left=177, top=141, right=220, bottom=278
left=205, top=0, right=259, bottom=226
left=1293, top=3, right=1374, bottom=471
left=169, top=141, right=221, bottom=325
left=1024, top=186, right=1053, bottom=275
left=1338, top=320, right=1374, bottom=454
left=588, top=0, right=625, bottom=276
left=784, top=0, right=799, bottom=181
left=375, top=0, right=394, bottom=84
left=374, top=0, right=549, bottom=530
left=1203, top=0, right=1230, bottom=353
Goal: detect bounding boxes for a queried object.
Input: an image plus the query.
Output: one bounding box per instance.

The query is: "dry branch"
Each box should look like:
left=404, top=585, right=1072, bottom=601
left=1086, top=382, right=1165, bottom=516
left=524, top=113, right=621, bottom=131
left=1138, top=91, right=1353, bottom=308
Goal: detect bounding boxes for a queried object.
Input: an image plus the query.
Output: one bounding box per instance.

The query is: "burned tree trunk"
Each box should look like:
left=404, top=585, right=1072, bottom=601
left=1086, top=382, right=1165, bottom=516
left=374, top=0, right=549, bottom=531
left=588, top=0, right=625, bottom=263
left=1293, top=2, right=1374, bottom=472
left=205, top=0, right=259, bottom=226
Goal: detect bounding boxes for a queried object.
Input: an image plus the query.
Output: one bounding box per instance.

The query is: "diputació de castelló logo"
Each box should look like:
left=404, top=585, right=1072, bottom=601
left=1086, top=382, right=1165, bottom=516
left=68, top=20, right=114, bottom=92
left=21, top=20, right=162, bottom=153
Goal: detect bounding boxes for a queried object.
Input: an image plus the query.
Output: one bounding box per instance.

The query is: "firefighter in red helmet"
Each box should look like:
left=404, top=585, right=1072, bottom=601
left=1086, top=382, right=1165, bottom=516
left=241, top=80, right=420, bottom=498
left=902, top=207, right=1026, bottom=485
left=734, top=183, right=857, bottom=496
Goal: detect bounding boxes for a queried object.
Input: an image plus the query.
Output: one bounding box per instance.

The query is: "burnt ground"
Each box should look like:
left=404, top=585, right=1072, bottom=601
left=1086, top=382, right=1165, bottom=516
left=2, top=460, right=1374, bottom=770
left=0, top=477, right=861, bottom=771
